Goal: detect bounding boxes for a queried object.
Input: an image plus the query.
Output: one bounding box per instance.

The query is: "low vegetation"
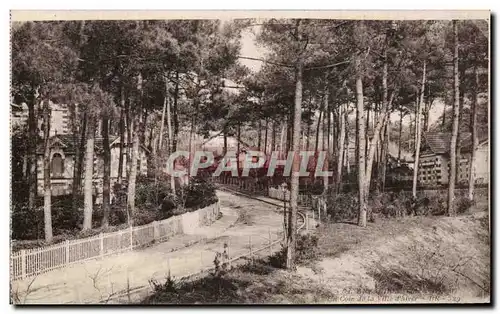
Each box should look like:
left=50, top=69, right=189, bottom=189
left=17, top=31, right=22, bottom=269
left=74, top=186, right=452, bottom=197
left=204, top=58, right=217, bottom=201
left=324, top=188, right=480, bottom=223
left=11, top=176, right=217, bottom=251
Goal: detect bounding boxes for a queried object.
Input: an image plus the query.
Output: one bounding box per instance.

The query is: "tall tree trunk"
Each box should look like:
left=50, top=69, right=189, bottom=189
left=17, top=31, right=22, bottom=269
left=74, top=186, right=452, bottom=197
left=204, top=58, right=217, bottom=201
left=127, top=123, right=140, bottom=222
left=257, top=120, right=262, bottom=150
left=75, top=112, right=87, bottom=192
left=140, top=109, right=147, bottom=147
left=345, top=110, right=350, bottom=176
left=287, top=115, right=293, bottom=153
left=448, top=20, right=460, bottom=217
left=223, top=126, right=228, bottom=155
left=172, top=71, right=180, bottom=152
left=264, top=119, right=268, bottom=154
left=271, top=121, right=276, bottom=151
left=306, top=118, right=311, bottom=151
left=158, top=87, right=167, bottom=153
left=356, top=72, right=367, bottom=227
left=101, top=116, right=111, bottom=228
left=315, top=108, right=323, bottom=153
left=237, top=123, right=241, bottom=175
left=364, top=46, right=392, bottom=201
left=286, top=55, right=303, bottom=270
left=409, top=114, right=414, bottom=152
left=189, top=97, right=199, bottom=170
left=322, top=87, right=329, bottom=191
left=455, top=68, right=466, bottom=184
left=70, top=103, right=82, bottom=209
left=125, top=100, right=132, bottom=177
left=322, top=101, right=327, bottom=152
left=398, top=109, right=403, bottom=161
left=27, top=99, right=38, bottom=210
left=380, top=121, right=389, bottom=192
left=423, top=100, right=431, bottom=132
left=71, top=21, right=87, bottom=204
left=327, top=101, right=331, bottom=154
left=336, top=104, right=346, bottom=193
left=442, top=91, right=448, bottom=128
left=117, top=88, right=125, bottom=185
left=365, top=105, right=370, bottom=162
left=128, top=74, right=143, bottom=222
left=279, top=121, right=285, bottom=156
left=468, top=66, right=479, bottom=201
left=412, top=60, right=427, bottom=198
left=82, top=118, right=95, bottom=231
left=42, top=100, right=53, bottom=242
left=166, top=77, right=175, bottom=193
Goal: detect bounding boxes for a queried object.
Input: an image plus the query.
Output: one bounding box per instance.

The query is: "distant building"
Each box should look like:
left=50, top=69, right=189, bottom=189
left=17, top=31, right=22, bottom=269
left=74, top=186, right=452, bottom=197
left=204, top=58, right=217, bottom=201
left=418, top=132, right=489, bottom=186
left=36, top=134, right=149, bottom=201
left=11, top=102, right=74, bottom=136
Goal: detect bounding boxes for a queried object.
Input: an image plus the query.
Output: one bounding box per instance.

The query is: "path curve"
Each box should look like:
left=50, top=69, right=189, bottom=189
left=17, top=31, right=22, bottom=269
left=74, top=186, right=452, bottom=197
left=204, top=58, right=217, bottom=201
left=12, top=190, right=286, bottom=304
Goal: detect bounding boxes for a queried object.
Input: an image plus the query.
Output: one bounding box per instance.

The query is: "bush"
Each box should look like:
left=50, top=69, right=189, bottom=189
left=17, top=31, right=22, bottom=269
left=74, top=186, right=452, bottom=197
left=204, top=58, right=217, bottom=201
left=326, top=191, right=358, bottom=222
left=295, top=234, right=320, bottom=264
left=11, top=175, right=219, bottom=243
left=12, top=195, right=86, bottom=240
left=11, top=202, right=44, bottom=240
left=426, top=194, right=447, bottom=216
left=268, top=234, right=320, bottom=268
left=456, top=196, right=474, bottom=214
left=181, top=177, right=218, bottom=211
left=132, top=210, right=158, bottom=227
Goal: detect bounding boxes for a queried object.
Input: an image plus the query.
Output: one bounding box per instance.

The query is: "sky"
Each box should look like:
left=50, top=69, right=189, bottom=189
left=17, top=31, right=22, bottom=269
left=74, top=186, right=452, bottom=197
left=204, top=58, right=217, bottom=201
left=238, top=26, right=266, bottom=72
left=229, top=19, right=445, bottom=128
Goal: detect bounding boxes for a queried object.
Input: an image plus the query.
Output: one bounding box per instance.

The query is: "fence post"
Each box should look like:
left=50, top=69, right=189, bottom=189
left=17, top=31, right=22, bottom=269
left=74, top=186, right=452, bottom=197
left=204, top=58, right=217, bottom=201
left=100, top=233, right=104, bottom=257
left=21, top=250, right=26, bottom=280
left=153, top=221, right=159, bottom=241
left=65, top=240, right=70, bottom=265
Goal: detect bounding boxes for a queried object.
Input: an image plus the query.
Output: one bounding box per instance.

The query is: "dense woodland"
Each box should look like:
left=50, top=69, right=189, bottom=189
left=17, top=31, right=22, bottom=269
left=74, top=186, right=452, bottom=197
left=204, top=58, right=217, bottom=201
left=11, top=19, right=488, bottom=268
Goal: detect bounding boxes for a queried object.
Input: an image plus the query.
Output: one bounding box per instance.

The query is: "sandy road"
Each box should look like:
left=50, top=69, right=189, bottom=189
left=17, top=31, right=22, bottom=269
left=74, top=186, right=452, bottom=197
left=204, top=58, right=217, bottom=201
left=12, top=190, right=286, bottom=304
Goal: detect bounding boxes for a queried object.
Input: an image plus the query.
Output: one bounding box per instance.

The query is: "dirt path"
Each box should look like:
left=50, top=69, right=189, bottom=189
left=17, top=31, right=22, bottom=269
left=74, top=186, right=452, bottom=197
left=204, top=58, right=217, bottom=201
left=12, top=190, right=285, bottom=304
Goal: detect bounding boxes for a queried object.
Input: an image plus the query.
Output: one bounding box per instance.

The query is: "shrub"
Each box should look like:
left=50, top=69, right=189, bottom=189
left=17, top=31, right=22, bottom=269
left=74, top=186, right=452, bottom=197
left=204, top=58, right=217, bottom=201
left=295, top=234, right=320, bottom=264
left=456, top=196, right=474, bottom=214
left=131, top=209, right=158, bottom=227
left=326, top=192, right=358, bottom=222
left=11, top=203, right=44, bottom=240
left=269, top=245, right=287, bottom=269
left=426, top=194, right=447, bottom=216
left=181, top=177, right=218, bottom=211
left=268, top=234, right=320, bottom=268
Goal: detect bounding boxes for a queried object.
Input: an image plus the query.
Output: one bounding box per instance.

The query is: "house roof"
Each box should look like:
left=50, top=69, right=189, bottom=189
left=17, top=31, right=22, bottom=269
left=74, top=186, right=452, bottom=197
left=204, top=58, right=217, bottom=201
left=421, top=132, right=489, bottom=155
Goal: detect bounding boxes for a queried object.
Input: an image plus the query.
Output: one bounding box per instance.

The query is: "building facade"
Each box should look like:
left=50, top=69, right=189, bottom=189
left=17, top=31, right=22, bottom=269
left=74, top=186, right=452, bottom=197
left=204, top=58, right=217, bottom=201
left=36, top=134, right=149, bottom=202
left=418, top=132, right=489, bottom=186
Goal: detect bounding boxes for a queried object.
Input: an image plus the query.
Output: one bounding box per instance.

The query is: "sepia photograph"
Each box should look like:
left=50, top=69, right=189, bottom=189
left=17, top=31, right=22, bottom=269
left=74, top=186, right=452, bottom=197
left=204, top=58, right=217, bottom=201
left=9, top=10, right=490, bottom=305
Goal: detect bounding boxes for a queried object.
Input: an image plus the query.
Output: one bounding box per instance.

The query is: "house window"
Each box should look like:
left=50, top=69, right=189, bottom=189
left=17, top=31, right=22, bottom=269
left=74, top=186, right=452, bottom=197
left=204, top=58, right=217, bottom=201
left=52, top=153, right=64, bottom=177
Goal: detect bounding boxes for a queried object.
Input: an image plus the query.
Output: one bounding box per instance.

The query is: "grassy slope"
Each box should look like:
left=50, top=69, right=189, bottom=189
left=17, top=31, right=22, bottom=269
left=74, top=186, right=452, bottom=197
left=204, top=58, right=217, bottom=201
left=143, top=212, right=490, bottom=304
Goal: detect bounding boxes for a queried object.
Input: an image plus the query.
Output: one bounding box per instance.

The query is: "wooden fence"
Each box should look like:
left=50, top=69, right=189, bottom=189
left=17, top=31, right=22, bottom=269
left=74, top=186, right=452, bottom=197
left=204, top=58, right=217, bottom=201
left=103, top=193, right=311, bottom=304
left=11, top=202, right=220, bottom=281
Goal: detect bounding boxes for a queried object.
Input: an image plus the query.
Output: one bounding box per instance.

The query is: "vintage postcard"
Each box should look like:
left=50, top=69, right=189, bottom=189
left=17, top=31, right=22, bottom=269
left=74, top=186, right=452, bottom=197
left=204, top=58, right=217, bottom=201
left=10, top=10, right=490, bottom=305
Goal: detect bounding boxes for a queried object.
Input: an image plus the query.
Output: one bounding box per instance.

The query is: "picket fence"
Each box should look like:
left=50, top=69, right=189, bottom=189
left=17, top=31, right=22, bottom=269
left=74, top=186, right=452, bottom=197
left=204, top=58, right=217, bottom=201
left=11, top=202, right=220, bottom=281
